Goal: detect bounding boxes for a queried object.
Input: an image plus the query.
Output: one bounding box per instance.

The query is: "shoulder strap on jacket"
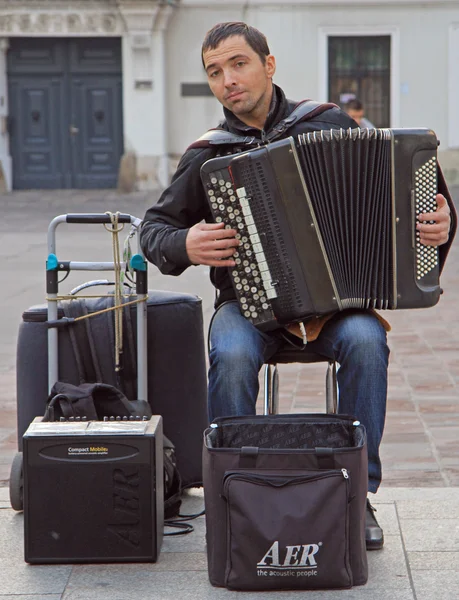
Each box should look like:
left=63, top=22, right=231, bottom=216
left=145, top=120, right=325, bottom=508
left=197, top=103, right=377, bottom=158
left=265, top=100, right=338, bottom=142
left=187, top=99, right=338, bottom=151
left=187, top=129, right=257, bottom=150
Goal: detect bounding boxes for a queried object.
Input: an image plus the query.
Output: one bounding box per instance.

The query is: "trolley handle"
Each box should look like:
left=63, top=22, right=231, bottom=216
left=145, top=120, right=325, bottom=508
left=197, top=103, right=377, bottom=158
left=65, top=214, right=133, bottom=224
left=47, top=213, right=143, bottom=255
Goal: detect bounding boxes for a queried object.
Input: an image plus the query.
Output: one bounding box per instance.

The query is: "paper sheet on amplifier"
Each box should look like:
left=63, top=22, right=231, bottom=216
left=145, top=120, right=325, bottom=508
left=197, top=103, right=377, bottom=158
left=24, top=421, right=150, bottom=436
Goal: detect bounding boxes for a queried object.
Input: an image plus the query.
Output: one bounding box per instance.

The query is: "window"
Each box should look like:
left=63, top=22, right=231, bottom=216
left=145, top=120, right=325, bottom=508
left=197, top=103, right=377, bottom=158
left=328, top=36, right=391, bottom=127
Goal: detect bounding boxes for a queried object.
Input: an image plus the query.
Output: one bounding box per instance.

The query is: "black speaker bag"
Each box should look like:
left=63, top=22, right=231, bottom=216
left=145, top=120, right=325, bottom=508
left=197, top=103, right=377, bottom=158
left=203, top=414, right=368, bottom=590
left=16, top=290, right=208, bottom=486
left=223, top=469, right=353, bottom=590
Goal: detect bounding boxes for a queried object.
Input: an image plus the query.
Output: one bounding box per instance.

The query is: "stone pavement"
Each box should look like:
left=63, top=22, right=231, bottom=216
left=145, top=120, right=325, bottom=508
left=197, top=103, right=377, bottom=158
left=0, top=188, right=458, bottom=599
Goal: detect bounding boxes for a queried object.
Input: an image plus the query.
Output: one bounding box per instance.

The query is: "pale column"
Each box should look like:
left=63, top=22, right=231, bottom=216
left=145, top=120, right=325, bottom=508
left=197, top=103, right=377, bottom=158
left=448, top=23, right=459, bottom=149
left=119, top=1, right=176, bottom=190
left=120, top=6, right=157, bottom=190
left=151, top=5, right=174, bottom=188
left=0, top=38, right=11, bottom=191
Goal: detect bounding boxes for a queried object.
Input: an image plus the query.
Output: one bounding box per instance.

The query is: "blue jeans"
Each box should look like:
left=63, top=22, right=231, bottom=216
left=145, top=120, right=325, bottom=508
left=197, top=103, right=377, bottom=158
left=208, top=301, right=389, bottom=493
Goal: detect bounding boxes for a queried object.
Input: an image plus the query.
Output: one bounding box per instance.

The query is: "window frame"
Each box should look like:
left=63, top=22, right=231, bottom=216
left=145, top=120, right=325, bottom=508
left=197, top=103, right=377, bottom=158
left=318, top=26, right=400, bottom=127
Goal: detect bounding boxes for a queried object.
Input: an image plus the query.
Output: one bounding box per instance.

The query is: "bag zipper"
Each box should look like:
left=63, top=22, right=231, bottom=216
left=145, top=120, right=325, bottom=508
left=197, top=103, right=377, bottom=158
left=222, top=467, right=349, bottom=496
left=211, top=415, right=360, bottom=427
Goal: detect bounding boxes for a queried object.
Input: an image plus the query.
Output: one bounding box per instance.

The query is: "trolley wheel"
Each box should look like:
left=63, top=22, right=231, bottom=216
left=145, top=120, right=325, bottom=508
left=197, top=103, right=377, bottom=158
left=9, top=452, right=24, bottom=511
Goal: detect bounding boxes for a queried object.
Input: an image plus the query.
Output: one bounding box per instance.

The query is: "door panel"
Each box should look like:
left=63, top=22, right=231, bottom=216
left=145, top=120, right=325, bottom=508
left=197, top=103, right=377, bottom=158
left=7, top=38, right=65, bottom=75
left=70, top=76, right=123, bottom=188
left=69, top=37, right=122, bottom=74
left=7, top=37, right=123, bottom=190
left=9, top=78, right=68, bottom=189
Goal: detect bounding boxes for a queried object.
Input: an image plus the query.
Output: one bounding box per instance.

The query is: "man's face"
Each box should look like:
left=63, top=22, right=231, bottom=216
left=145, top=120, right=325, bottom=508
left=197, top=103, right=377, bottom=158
left=347, top=108, right=364, bottom=125
left=203, top=35, right=276, bottom=119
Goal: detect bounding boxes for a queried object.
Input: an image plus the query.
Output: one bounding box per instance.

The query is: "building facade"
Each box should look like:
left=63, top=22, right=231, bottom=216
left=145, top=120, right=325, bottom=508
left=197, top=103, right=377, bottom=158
left=0, top=0, right=458, bottom=191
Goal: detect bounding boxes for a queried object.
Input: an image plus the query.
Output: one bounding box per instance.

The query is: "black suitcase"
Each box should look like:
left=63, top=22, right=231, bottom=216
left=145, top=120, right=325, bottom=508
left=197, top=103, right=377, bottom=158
left=16, top=289, right=208, bottom=487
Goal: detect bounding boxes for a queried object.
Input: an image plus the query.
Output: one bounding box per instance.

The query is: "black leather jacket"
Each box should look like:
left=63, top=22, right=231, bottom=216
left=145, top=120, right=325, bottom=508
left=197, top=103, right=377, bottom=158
left=140, top=85, right=358, bottom=307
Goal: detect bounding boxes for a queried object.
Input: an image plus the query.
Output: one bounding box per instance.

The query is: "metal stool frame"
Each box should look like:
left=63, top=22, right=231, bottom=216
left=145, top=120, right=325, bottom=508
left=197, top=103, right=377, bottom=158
left=263, top=357, right=338, bottom=416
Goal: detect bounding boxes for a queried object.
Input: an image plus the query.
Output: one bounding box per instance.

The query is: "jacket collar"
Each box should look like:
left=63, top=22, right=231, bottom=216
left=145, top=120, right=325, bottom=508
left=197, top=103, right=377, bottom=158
left=222, top=84, right=290, bottom=136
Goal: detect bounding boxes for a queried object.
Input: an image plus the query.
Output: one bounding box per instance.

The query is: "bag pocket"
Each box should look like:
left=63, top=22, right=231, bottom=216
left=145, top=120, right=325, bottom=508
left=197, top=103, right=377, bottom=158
left=222, top=468, right=352, bottom=591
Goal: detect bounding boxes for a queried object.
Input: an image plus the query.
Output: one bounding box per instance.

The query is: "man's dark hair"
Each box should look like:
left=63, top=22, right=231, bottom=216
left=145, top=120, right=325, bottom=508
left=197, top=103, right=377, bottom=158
left=345, top=99, right=363, bottom=111
left=201, top=22, right=270, bottom=67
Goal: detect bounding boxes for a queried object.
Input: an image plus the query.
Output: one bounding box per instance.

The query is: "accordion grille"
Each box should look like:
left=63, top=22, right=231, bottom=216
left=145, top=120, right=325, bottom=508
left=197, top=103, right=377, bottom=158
left=296, top=129, right=394, bottom=309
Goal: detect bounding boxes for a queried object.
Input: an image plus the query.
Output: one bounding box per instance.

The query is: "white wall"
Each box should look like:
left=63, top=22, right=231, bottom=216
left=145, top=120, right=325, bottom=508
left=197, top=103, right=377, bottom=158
left=449, top=22, right=459, bottom=149
left=166, top=6, right=242, bottom=154
left=167, top=2, right=459, bottom=158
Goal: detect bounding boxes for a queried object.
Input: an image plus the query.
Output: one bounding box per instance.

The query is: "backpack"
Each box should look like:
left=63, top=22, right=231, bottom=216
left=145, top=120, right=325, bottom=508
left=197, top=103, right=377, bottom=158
left=44, top=380, right=183, bottom=519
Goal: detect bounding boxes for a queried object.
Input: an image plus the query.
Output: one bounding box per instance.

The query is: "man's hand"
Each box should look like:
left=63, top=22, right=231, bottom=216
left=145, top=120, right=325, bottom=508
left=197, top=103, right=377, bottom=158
left=416, top=194, right=451, bottom=247
left=186, top=222, right=240, bottom=267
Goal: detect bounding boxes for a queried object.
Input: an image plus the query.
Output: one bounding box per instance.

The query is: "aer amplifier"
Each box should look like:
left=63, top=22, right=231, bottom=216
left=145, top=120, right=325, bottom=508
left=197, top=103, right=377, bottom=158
left=23, top=416, right=163, bottom=564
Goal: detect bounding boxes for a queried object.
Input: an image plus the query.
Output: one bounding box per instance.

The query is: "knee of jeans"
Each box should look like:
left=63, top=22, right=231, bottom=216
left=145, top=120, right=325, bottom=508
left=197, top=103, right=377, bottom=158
left=210, top=342, right=263, bottom=374
left=339, top=316, right=389, bottom=361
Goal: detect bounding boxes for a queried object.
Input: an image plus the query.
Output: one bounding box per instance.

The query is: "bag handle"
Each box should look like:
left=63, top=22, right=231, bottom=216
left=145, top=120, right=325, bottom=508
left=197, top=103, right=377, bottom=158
left=315, top=447, right=336, bottom=470
left=44, top=393, right=76, bottom=422
left=237, top=446, right=336, bottom=470
left=238, top=446, right=259, bottom=468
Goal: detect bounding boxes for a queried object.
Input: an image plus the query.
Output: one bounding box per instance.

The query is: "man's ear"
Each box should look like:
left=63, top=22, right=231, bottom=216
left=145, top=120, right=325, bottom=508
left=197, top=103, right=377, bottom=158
left=266, top=54, right=276, bottom=79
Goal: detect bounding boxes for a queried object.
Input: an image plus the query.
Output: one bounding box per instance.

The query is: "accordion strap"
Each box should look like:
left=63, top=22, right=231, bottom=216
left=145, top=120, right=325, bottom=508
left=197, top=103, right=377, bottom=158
left=190, top=129, right=258, bottom=149
left=188, top=99, right=338, bottom=150
left=265, top=100, right=338, bottom=142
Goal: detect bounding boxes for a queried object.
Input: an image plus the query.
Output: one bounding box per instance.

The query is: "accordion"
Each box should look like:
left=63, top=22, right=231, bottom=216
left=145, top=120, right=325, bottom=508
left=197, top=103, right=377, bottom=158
left=200, top=128, right=441, bottom=331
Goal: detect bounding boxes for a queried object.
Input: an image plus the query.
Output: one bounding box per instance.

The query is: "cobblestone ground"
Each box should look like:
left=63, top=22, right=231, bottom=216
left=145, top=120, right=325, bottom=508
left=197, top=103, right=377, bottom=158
left=0, top=187, right=458, bottom=489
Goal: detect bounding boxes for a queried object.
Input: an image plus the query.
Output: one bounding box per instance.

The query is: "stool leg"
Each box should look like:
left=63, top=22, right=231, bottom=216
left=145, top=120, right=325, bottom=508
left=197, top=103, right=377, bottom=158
left=263, top=364, right=279, bottom=415
left=326, top=361, right=338, bottom=414
left=271, top=365, right=279, bottom=415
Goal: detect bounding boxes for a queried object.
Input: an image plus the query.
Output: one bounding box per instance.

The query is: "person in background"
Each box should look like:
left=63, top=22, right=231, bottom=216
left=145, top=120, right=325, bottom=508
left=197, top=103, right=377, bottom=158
left=344, top=98, right=375, bottom=128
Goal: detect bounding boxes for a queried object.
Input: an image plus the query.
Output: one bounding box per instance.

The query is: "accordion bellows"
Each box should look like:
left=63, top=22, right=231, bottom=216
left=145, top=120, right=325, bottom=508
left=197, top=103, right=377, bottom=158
left=201, top=128, right=441, bottom=331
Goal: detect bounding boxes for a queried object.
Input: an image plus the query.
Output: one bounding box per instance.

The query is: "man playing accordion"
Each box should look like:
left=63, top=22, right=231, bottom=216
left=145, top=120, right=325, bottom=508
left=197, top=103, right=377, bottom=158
left=140, top=21, right=454, bottom=551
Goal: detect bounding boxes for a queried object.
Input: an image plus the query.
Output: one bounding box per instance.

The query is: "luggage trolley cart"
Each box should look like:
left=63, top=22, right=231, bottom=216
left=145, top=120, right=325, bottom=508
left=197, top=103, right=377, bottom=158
left=9, top=212, right=148, bottom=511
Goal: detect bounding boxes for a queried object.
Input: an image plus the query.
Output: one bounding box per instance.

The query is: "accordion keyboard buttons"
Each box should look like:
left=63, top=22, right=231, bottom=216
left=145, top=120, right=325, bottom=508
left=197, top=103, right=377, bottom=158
left=204, top=171, right=277, bottom=328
